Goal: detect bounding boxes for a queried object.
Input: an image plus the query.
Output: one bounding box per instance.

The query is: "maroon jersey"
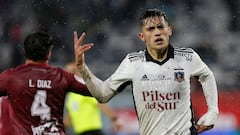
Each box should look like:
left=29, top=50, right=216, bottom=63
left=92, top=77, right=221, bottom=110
left=0, top=96, right=11, bottom=135
left=0, top=63, right=91, bottom=135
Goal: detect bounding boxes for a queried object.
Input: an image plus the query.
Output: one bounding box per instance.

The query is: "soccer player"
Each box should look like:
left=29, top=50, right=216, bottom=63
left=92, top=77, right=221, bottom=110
left=74, top=8, right=219, bottom=135
left=0, top=32, right=92, bottom=135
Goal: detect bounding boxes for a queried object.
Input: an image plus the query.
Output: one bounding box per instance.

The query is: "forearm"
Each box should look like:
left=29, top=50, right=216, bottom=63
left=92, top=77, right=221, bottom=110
left=199, top=71, right=218, bottom=113
left=197, top=71, right=219, bottom=128
left=77, top=64, right=116, bottom=103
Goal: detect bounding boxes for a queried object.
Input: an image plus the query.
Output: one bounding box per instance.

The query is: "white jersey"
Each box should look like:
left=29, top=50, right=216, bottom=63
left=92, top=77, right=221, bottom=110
left=80, top=45, right=218, bottom=135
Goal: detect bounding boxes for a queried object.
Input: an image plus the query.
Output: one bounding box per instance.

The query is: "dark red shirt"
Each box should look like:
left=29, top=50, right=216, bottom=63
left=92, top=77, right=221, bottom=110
left=0, top=63, right=91, bottom=135
left=0, top=96, right=11, bottom=135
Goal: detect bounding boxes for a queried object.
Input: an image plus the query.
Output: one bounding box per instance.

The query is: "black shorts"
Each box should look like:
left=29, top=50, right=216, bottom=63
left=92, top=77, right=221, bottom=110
left=78, top=129, right=104, bottom=135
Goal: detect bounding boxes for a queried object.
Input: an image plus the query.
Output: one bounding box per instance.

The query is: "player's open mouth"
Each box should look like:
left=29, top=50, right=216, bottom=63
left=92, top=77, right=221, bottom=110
left=155, top=38, right=164, bottom=43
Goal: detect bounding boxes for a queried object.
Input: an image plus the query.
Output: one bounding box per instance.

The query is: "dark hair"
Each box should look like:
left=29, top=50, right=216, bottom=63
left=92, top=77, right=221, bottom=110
left=24, top=32, right=53, bottom=61
left=138, top=8, right=169, bottom=26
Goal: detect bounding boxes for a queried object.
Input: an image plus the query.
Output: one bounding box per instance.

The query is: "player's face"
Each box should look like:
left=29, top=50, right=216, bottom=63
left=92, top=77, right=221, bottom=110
left=138, top=16, right=172, bottom=51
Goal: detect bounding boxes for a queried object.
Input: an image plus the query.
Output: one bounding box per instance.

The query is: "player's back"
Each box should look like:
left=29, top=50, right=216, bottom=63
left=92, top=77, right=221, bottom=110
left=1, top=63, right=89, bottom=135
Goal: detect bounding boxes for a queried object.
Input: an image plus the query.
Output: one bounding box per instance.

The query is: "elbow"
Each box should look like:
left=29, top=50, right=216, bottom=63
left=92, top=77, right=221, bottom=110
left=96, top=95, right=113, bottom=103
left=95, top=92, right=116, bottom=103
left=199, top=71, right=215, bottom=82
left=97, top=98, right=109, bottom=103
left=89, top=83, right=116, bottom=103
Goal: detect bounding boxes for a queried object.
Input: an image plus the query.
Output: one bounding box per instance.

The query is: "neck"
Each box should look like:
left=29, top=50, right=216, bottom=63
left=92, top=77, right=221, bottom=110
left=148, top=48, right=168, bottom=62
left=25, top=59, right=48, bottom=64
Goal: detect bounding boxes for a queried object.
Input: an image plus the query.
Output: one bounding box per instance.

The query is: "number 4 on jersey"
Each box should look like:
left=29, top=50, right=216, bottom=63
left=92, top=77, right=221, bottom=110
left=31, top=90, right=51, bottom=121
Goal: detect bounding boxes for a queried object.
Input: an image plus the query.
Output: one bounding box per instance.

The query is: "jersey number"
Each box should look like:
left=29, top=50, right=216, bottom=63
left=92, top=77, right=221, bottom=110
left=31, top=90, right=51, bottom=121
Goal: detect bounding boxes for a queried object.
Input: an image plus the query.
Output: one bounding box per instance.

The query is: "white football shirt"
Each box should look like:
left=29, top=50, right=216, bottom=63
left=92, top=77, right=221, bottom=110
left=80, top=45, right=218, bottom=135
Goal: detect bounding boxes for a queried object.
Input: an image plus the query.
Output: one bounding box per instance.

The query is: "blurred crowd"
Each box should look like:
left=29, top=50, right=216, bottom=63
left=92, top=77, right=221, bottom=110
left=0, top=0, right=239, bottom=89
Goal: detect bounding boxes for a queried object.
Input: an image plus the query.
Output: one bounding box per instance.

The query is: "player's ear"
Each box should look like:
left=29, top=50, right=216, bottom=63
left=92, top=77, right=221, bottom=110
left=46, top=46, right=53, bottom=60
left=138, top=32, right=145, bottom=42
left=46, top=51, right=51, bottom=60
left=168, top=26, right=173, bottom=36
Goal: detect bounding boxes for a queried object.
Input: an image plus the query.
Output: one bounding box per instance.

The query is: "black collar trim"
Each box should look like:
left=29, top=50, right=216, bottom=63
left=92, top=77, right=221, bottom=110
left=145, top=45, right=174, bottom=65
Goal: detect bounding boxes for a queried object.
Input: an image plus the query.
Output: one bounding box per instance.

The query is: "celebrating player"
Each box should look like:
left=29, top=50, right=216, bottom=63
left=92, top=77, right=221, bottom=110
left=74, top=8, right=219, bottom=135
left=0, top=32, right=92, bottom=135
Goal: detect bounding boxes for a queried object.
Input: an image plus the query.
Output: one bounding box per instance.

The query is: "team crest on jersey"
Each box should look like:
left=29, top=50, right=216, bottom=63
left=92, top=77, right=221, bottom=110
left=174, top=71, right=185, bottom=82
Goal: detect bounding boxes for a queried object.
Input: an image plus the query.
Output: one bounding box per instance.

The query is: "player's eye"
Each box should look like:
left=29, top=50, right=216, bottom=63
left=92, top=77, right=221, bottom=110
left=147, top=27, right=155, bottom=31
left=157, top=25, right=164, bottom=29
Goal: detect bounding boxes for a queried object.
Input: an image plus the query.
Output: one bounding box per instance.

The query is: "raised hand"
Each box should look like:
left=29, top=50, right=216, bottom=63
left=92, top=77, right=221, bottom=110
left=74, top=31, right=93, bottom=69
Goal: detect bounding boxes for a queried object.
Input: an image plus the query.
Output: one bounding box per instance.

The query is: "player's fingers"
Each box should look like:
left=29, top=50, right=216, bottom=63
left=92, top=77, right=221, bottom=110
left=78, top=32, right=86, bottom=45
left=196, top=125, right=214, bottom=133
left=74, top=32, right=86, bottom=49
left=76, top=43, right=93, bottom=54
left=74, top=32, right=93, bottom=52
left=74, top=31, right=79, bottom=48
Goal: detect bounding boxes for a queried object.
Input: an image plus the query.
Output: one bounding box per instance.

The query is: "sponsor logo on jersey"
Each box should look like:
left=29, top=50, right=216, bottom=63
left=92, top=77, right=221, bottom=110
left=140, top=74, right=172, bottom=91
left=141, top=74, right=149, bottom=81
left=174, top=71, right=185, bottom=82
left=31, top=121, right=60, bottom=135
left=142, top=91, right=181, bottom=112
left=141, top=74, right=171, bottom=81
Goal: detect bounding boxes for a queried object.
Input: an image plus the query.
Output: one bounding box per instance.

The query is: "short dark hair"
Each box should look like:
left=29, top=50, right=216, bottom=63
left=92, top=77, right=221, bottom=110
left=138, top=8, right=169, bottom=26
left=24, top=32, right=53, bottom=61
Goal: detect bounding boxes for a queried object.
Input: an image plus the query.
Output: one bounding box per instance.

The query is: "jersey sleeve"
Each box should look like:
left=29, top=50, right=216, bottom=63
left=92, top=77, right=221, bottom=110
left=107, top=54, right=133, bottom=91
left=190, top=50, right=211, bottom=77
left=190, top=49, right=219, bottom=113
left=63, top=70, right=92, bottom=96
left=79, top=55, right=133, bottom=103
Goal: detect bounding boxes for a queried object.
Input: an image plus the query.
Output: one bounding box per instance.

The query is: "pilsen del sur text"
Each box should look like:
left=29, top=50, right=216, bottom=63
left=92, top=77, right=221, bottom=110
left=142, top=91, right=180, bottom=112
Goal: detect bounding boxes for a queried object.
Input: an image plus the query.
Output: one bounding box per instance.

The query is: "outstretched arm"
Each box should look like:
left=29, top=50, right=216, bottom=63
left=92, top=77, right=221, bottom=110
left=74, top=31, right=117, bottom=103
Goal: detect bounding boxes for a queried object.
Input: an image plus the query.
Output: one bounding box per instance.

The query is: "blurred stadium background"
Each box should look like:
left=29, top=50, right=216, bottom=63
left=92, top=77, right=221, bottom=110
left=0, top=0, right=239, bottom=135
